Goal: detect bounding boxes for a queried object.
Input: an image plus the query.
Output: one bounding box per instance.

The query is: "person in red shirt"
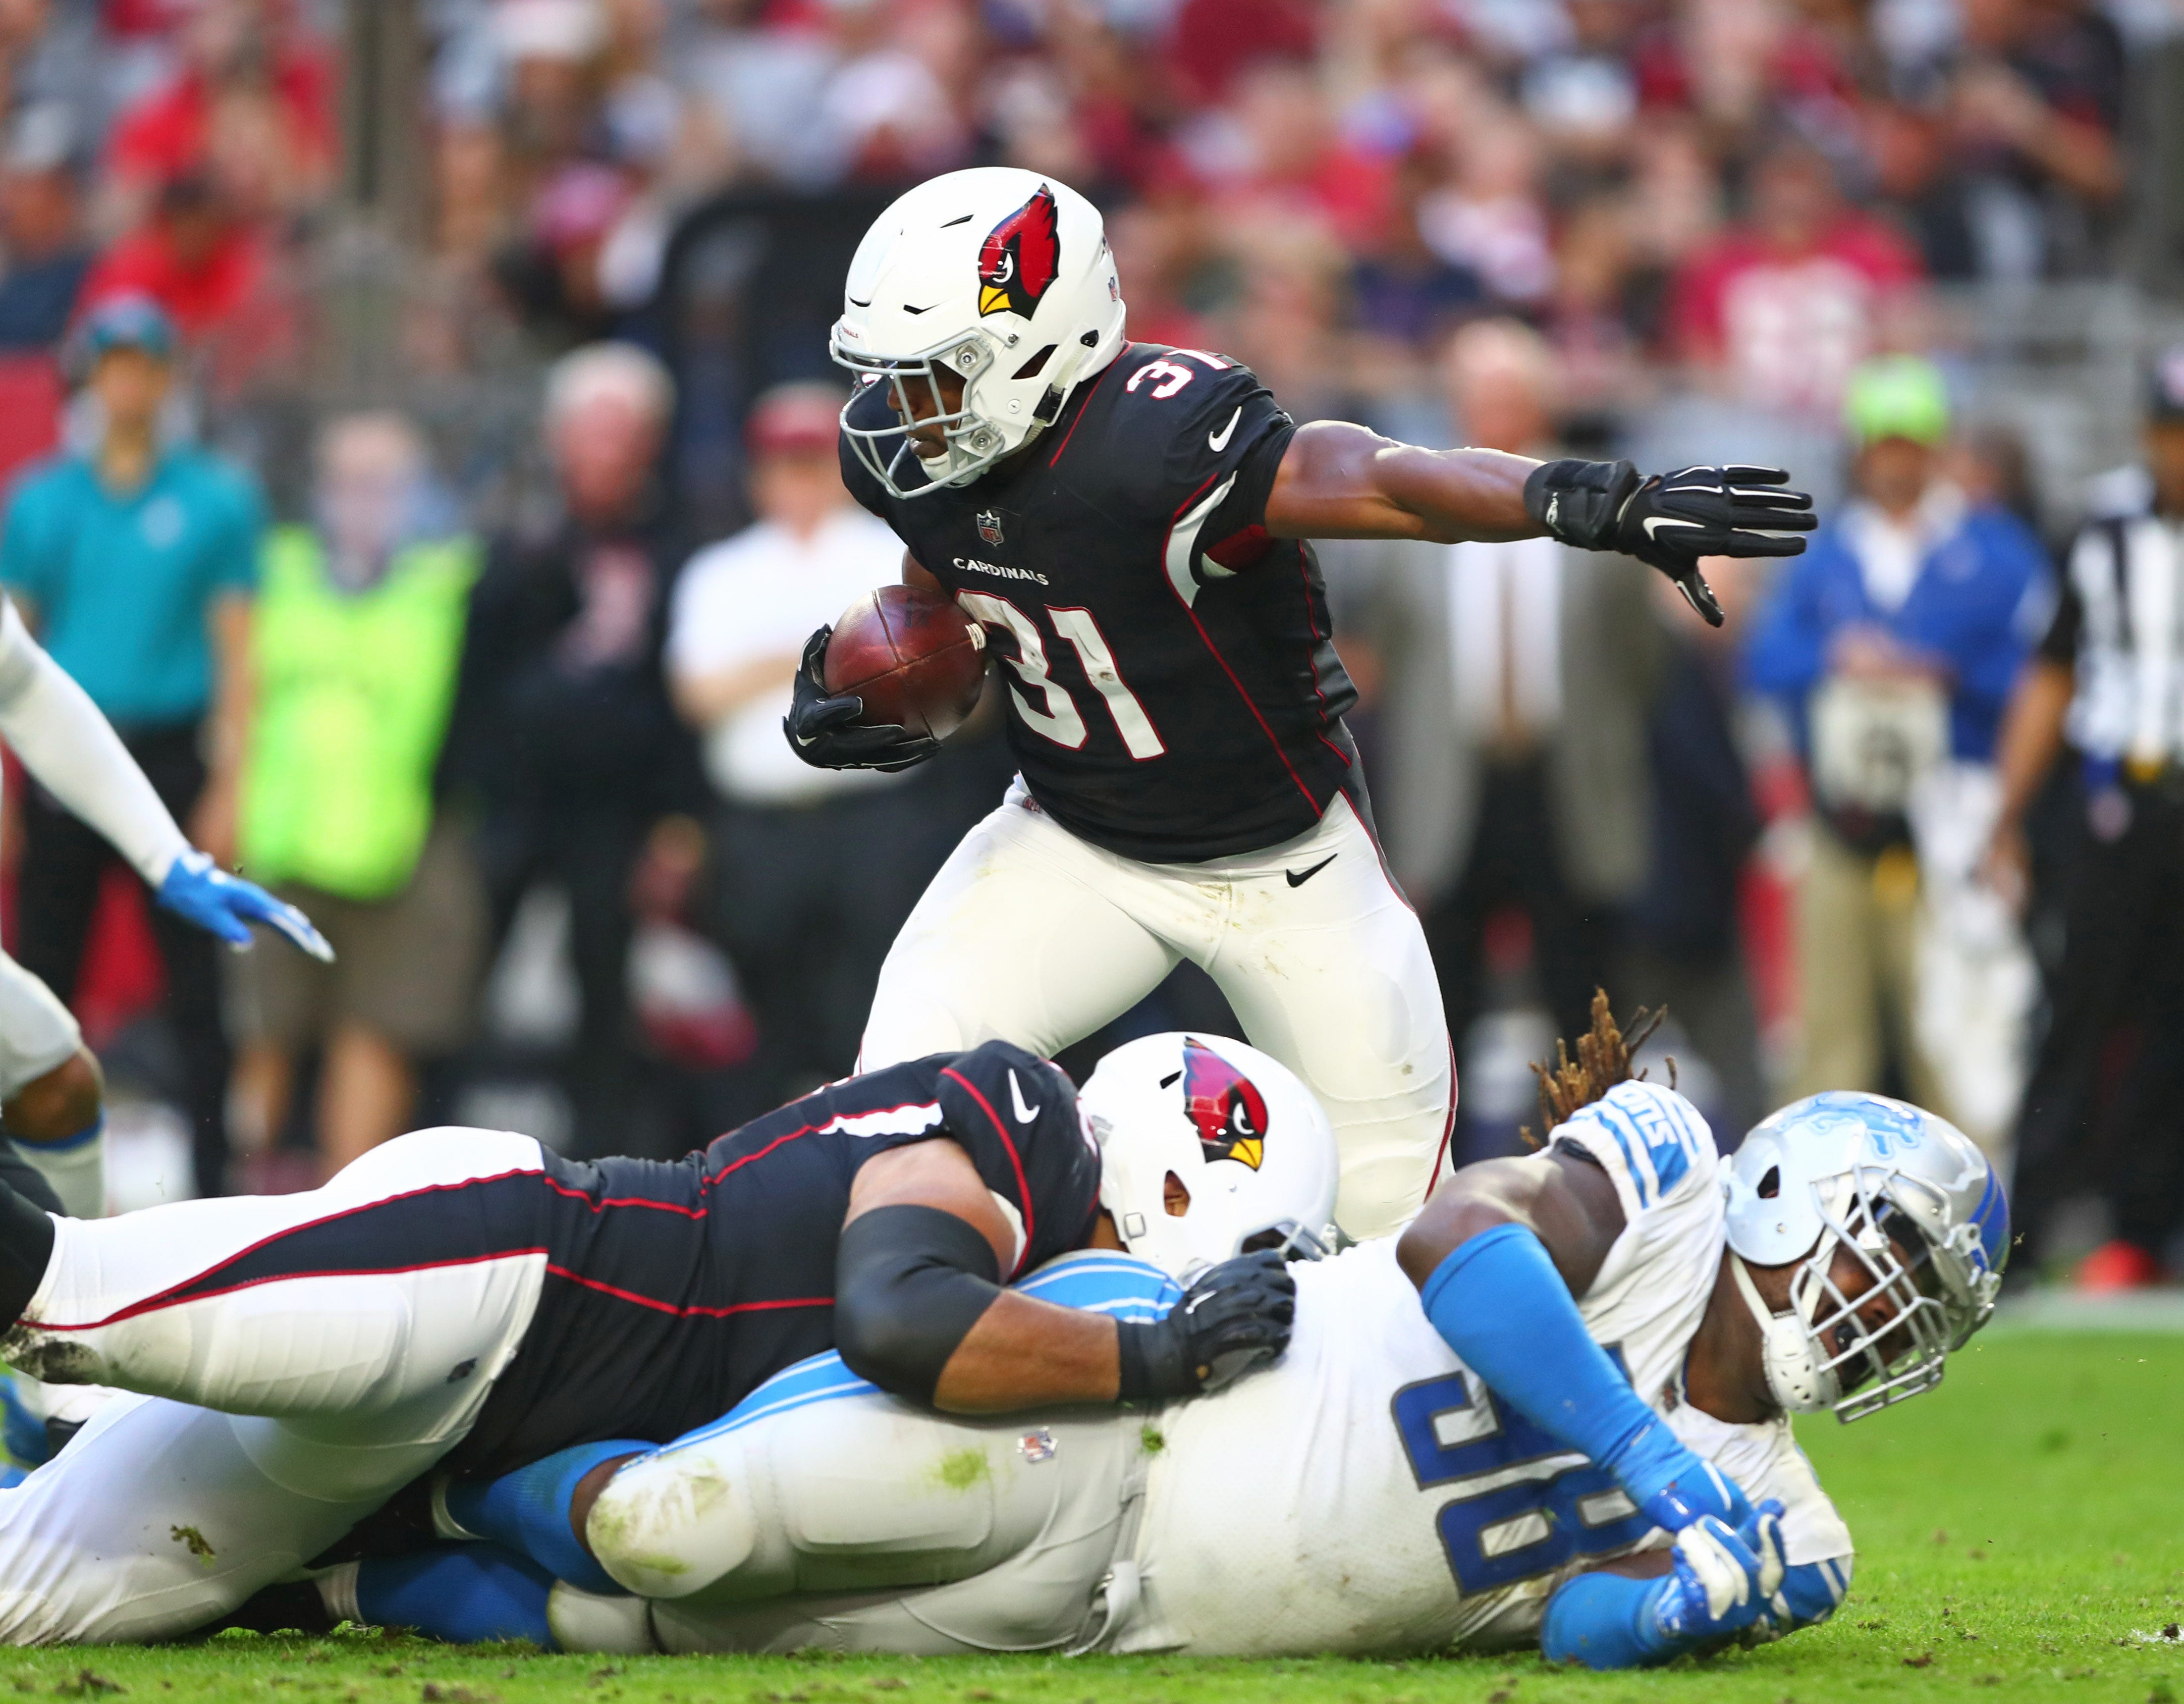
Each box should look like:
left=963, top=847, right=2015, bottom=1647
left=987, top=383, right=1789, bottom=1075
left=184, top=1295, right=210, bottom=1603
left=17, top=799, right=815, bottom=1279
left=79, top=172, right=267, bottom=345
left=105, top=0, right=335, bottom=221
left=1669, top=139, right=1923, bottom=416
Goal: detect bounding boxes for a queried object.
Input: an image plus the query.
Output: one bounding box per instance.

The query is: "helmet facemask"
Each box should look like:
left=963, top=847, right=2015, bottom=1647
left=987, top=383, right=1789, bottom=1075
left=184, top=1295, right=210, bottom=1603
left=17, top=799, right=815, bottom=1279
left=834, top=330, right=1010, bottom=498
left=1731, top=1167, right=1960, bottom=1423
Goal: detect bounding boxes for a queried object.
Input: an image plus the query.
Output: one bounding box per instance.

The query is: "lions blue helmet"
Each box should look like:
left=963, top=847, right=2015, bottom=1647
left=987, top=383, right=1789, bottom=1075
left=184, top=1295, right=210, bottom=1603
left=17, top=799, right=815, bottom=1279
left=1723, top=1092, right=2008, bottom=1422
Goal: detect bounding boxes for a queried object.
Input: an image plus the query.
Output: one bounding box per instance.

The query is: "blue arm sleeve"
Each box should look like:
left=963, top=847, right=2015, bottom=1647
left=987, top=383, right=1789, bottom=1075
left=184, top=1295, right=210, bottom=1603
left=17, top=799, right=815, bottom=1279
left=1541, top=1569, right=1673, bottom=1669
left=355, top=1544, right=557, bottom=1648
left=1418, top=1224, right=1699, bottom=1508
left=440, top=1439, right=648, bottom=1597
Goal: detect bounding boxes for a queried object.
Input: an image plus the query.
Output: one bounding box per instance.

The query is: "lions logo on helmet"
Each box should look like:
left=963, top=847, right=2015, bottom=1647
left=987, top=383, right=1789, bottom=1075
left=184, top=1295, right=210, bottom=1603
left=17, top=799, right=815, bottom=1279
left=1183, top=1037, right=1269, bottom=1171
left=977, top=185, right=1060, bottom=318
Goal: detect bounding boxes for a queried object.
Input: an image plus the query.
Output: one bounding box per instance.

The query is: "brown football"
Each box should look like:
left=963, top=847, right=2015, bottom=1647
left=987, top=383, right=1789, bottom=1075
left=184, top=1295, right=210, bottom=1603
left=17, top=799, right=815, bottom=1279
left=824, top=585, right=989, bottom=740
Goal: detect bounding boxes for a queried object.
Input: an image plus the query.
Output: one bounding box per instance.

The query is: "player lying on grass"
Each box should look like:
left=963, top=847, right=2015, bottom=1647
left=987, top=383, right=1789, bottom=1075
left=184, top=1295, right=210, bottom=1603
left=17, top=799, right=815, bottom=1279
left=0, top=594, right=330, bottom=1223
left=0, top=1038, right=1298, bottom=1643
left=333, top=999, right=2008, bottom=1669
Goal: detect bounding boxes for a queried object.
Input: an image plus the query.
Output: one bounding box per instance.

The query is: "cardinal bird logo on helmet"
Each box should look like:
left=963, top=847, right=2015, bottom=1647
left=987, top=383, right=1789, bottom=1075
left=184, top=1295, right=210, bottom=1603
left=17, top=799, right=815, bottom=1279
left=1182, top=1038, right=1269, bottom=1170
left=977, top=185, right=1060, bottom=318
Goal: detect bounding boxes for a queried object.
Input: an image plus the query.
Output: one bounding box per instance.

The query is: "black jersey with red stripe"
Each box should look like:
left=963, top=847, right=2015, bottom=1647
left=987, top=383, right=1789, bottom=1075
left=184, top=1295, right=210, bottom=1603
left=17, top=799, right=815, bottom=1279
left=452, top=1040, right=1098, bottom=1474
left=839, top=344, right=1360, bottom=862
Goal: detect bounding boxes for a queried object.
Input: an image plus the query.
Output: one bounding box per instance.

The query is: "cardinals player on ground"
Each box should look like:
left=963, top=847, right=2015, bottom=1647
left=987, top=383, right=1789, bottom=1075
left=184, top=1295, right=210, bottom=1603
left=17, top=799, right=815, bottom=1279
left=789, top=170, right=1816, bottom=1238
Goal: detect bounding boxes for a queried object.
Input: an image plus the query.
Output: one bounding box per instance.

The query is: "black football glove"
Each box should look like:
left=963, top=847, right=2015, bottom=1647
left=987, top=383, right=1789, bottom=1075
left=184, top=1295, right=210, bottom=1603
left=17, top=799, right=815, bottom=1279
left=1115, top=1250, right=1296, bottom=1401
left=782, top=625, right=940, bottom=773
left=1524, top=460, right=1816, bottom=627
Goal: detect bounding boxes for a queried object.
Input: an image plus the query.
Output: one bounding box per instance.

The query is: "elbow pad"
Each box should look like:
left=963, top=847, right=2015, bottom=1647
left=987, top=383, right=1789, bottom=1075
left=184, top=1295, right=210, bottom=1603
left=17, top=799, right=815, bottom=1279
left=834, top=1203, right=1003, bottom=1405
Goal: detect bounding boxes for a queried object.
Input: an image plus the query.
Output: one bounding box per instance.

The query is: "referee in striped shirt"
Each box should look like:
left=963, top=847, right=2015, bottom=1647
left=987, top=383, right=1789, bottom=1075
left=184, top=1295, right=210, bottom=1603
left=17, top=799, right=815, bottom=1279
left=1987, top=347, right=2184, bottom=1289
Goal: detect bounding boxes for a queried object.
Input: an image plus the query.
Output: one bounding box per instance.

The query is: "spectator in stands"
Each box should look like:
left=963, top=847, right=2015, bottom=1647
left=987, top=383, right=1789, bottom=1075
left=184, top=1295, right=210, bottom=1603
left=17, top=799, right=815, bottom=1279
left=1744, top=355, right=2048, bottom=1134
left=81, top=170, right=264, bottom=344
left=1670, top=138, right=1923, bottom=418
left=496, top=0, right=611, bottom=172
left=666, top=383, right=929, bottom=1100
left=103, top=0, right=335, bottom=231
left=1988, top=347, right=2184, bottom=1288
left=0, top=105, right=92, bottom=351
left=1939, top=0, right=2125, bottom=279
left=1327, top=318, right=1661, bottom=1056
left=228, top=413, right=484, bottom=1184
left=445, top=342, right=697, bottom=1156
left=0, top=294, right=262, bottom=1196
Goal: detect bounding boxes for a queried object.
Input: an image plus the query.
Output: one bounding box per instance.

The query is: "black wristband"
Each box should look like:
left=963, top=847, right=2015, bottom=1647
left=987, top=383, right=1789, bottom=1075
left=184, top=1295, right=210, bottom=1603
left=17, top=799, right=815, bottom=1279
left=1115, top=1318, right=1189, bottom=1402
left=1523, top=458, right=1637, bottom=550
left=834, top=1202, right=1003, bottom=1406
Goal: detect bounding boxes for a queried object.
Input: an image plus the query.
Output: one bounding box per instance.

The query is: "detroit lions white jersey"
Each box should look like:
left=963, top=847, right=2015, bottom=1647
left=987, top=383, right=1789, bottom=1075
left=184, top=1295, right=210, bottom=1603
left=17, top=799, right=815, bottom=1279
left=1115, top=1082, right=1853, bottom=1656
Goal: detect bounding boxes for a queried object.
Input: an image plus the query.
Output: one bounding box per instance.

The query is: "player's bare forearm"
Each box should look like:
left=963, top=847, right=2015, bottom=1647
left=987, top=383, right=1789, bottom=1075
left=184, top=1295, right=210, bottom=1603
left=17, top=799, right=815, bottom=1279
left=932, top=1291, right=1120, bottom=1411
left=903, top=552, right=946, bottom=594
left=1264, top=421, right=1540, bottom=544
left=1396, top=1149, right=1626, bottom=1300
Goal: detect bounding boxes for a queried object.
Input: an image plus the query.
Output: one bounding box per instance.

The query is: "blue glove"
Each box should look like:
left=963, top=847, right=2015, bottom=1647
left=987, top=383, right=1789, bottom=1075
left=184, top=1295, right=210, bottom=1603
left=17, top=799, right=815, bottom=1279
left=1651, top=1505, right=1781, bottom=1646
left=156, top=850, right=334, bottom=961
left=1542, top=1501, right=1788, bottom=1669
left=1637, top=1456, right=1756, bottom=1537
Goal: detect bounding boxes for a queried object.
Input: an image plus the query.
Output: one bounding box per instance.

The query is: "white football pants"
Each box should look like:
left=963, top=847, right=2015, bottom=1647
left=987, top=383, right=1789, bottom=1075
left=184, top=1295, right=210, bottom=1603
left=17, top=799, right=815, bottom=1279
left=861, top=783, right=1453, bottom=1237
left=0, top=1129, right=548, bottom=1642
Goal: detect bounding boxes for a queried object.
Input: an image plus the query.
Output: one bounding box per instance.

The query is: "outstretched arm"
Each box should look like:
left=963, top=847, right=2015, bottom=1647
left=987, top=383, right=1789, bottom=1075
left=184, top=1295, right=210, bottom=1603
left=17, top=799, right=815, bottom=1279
left=0, top=599, right=330, bottom=960
left=1265, top=424, right=1816, bottom=625
left=1263, top=422, right=1539, bottom=543
left=0, top=598, right=189, bottom=887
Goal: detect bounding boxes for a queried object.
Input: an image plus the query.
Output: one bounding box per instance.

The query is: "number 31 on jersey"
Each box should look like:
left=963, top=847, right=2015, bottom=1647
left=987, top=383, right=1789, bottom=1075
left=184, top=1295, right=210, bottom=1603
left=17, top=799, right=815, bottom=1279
left=957, top=592, right=1166, bottom=760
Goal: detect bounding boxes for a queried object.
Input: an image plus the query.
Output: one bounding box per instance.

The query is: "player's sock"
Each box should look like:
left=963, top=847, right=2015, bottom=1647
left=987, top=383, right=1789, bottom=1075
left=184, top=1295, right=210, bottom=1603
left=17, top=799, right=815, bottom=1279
left=323, top=1546, right=558, bottom=1648
left=439, top=1441, right=647, bottom=1596
left=13, top=1119, right=104, bottom=1219
left=1417, top=1223, right=1740, bottom=1528
left=0, top=1160, right=56, bottom=1327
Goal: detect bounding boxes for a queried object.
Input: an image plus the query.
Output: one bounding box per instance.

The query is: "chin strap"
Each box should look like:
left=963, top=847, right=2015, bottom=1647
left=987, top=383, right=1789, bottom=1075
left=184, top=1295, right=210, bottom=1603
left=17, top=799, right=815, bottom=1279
left=1728, top=1250, right=1837, bottom=1414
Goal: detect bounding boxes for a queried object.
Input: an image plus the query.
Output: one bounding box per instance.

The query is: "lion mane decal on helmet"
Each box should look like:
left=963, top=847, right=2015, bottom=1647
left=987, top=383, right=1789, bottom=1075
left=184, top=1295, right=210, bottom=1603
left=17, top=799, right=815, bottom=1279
left=1182, top=1037, right=1269, bottom=1170
left=977, top=184, right=1060, bottom=318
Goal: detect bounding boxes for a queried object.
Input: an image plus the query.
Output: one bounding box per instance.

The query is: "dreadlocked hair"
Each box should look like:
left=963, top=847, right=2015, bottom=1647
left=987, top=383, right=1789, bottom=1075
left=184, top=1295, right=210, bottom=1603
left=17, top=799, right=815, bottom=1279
left=1517, top=989, right=1672, bottom=1150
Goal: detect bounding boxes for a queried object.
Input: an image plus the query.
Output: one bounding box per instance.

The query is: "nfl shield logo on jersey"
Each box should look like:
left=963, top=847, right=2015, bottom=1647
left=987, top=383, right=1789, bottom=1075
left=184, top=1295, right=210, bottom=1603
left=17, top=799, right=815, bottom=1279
left=977, top=509, right=1005, bottom=545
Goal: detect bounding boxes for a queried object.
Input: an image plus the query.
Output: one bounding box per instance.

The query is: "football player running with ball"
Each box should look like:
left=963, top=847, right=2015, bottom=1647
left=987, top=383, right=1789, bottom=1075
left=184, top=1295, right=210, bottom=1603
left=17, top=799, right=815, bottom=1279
left=790, top=170, right=1816, bottom=1238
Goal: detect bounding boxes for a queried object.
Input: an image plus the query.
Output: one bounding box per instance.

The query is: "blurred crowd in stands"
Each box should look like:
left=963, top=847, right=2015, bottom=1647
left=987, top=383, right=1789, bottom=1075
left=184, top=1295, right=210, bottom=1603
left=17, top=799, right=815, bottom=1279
left=0, top=0, right=2178, bottom=1292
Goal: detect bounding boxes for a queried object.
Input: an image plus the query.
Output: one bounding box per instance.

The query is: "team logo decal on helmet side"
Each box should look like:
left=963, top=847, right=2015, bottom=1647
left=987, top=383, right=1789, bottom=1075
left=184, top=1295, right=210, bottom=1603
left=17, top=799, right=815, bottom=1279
left=977, top=185, right=1061, bottom=318
left=1182, top=1038, right=1269, bottom=1170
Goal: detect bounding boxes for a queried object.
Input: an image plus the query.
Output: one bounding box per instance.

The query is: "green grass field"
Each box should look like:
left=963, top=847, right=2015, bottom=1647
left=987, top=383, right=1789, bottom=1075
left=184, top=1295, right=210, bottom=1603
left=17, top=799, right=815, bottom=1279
left=5, top=1329, right=2176, bottom=1703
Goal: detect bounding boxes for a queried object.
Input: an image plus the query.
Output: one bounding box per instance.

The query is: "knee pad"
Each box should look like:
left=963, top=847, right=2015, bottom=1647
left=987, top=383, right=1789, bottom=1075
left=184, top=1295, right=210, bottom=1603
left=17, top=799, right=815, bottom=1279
left=585, top=1431, right=771, bottom=1601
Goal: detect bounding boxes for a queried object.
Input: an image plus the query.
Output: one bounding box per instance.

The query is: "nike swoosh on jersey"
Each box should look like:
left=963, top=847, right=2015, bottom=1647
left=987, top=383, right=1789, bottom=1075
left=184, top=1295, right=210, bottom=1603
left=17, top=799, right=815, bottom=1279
left=1208, top=407, right=1241, bottom=453
left=1285, top=854, right=1337, bottom=887
left=1009, top=1069, right=1040, bottom=1124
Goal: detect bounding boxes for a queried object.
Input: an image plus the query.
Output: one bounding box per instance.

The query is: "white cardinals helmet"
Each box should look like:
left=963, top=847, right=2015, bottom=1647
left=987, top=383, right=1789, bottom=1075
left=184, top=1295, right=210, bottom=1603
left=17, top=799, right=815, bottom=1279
left=831, top=168, right=1127, bottom=497
left=1724, top=1091, right=2009, bottom=1422
left=1079, top=1032, right=1339, bottom=1281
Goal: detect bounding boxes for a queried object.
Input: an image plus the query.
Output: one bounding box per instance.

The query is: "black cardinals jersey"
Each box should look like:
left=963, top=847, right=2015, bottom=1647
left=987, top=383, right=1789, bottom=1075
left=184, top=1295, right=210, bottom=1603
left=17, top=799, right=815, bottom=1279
left=451, top=1041, right=1100, bottom=1474
left=839, top=344, right=1361, bottom=862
